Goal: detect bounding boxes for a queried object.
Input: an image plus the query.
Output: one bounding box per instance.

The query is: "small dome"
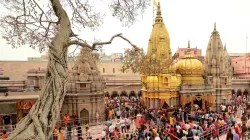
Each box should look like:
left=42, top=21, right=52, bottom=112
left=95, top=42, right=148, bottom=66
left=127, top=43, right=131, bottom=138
left=176, top=40, right=204, bottom=76
left=176, top=58, right=204, bottom=75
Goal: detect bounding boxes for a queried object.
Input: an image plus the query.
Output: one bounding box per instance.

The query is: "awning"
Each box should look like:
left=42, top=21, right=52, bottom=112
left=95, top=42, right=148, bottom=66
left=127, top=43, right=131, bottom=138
left=0, top=95, right=39, bottom=101
left=0, top=102, right=17, bottom=114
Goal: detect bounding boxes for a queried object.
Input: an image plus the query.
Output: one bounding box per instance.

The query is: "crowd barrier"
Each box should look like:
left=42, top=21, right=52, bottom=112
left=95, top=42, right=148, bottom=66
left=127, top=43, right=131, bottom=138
left=0, top=115, right=137, bottom=138
left=0, top=112, right=234, bottom=139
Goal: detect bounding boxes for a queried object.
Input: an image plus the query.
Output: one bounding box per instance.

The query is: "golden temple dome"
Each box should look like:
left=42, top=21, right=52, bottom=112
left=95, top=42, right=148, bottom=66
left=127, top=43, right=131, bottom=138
left=147, top=2, right=172, bottom=62
left=176, top=40, right=204, bottom=76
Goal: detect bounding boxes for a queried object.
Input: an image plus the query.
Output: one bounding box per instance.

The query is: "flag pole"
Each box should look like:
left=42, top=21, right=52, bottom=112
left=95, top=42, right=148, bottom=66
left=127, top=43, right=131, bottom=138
left=153, top=0, right=155, bottom=25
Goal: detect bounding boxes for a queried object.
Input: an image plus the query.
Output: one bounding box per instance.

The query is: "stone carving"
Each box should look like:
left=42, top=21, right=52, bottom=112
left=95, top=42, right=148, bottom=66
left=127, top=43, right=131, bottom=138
left=79, top=73, right=89, bottom=82
left=67, top=47, right=106, bottom=94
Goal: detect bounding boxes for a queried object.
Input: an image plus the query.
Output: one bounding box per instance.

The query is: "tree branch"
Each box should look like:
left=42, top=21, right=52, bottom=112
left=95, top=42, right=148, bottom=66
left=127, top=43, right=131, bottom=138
left=67, top=33, right=138, bottom=50
left=67, top=39, right=97, bottom=50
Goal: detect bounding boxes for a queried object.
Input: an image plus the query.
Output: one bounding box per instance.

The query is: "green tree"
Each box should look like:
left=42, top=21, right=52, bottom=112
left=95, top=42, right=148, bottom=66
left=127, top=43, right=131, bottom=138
left=122, top=47, right=162, bottom=75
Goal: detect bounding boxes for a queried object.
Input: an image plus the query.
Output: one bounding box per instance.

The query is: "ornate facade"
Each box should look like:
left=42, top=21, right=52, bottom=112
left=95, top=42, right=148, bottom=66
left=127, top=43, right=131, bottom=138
left=176, top=41, right=216, bottom=110
left=63, top=47, right=106, bottom=123
left=141, top=2, right=181, bottom=109
left=0, top=48, right=106, bottom=124
left=204, top=23, right=232, bottom=109
left=141, top=2, right=232, bottom=111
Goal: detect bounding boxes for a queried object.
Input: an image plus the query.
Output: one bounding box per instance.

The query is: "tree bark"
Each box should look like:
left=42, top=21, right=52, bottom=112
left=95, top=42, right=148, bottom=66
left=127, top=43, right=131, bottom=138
left=7, top=0, right=71, bottom=139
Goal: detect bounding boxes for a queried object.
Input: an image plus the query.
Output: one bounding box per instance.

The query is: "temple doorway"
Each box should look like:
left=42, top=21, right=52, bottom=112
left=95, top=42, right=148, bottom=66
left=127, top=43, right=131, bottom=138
left=80, top=108, right=89, bottom=124
left=193, top=99, right=202, bottom=108
left=193, top=95, right=203, bottom=109
left=162, top=101, right=169, bottom=109
left=183, top=95, right=208, bottom=110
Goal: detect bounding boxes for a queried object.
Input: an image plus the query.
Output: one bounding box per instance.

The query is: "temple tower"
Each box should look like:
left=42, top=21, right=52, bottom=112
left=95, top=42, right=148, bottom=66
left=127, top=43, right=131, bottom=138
left=204, top=23, right=232, bottom=110
left=141, top=2, right=181, bottom=109
left=65, top=47, right=106, bottom=123
left=147, top=2, right=172, bottom=69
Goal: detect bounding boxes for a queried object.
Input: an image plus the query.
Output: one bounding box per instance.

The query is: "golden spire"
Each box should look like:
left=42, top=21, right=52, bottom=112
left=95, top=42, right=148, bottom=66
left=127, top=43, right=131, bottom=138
left=185, top=40, right=193, bottom=58
left=214, top=22, right=216, bottom=31
left=187, top=40, right=191, bottom=53
left=147, top=1, right=171, bottom=64
left=155, top=2, right=163, bottom=23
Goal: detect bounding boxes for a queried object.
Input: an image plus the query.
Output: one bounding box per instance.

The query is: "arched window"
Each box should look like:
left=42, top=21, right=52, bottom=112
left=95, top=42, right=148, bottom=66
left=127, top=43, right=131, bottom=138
left=111, top=91, right=119, bottom=99
left=164, top=77, right=169, bottom=86
left=120, top=91, right=128, bottom=97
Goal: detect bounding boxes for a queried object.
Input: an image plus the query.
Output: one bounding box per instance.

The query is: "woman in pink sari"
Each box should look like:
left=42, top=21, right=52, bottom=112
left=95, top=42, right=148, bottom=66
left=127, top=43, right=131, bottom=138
left=135, top=114, right=142, bottom=129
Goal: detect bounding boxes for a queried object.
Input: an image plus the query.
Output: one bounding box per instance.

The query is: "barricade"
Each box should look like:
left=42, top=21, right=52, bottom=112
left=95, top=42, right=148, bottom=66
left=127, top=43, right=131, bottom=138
left=0, top=115, right=137, bottom=139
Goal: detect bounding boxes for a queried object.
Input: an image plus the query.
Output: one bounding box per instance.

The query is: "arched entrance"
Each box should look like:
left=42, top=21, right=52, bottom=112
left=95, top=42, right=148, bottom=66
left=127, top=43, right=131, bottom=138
left=183, top=95, right=209, bottom=110
left=105, top=92, right=110, bottom=97
left=243, top=89, right=249, bottom=102
left=138, top=91, right=142, bottom=97
left=232, top=89, right=236, bottom=99
left=129, top=91, right=137, bottom=98
left=162, top=101, right=169, bottom=109
left=80, top=108, right=89, bottom=124
left=111, top=91, right=119, bottom=99
left=193, top=97, right=202, bottom=108
left=120, top=91, right=128, bottom=97
left=243, top=89, right=248, bottom=95
left=237, top=89, right=242, bottom=96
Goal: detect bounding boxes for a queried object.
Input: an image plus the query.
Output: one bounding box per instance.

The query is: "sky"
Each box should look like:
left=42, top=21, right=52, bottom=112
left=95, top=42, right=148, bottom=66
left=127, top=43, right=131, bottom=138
left=0, top=0, right=250, bottom=60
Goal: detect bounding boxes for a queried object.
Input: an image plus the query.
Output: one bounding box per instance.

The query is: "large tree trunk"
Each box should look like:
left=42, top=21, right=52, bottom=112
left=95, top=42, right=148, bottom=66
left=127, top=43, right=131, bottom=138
left=7, top=0, right=71, bottom=139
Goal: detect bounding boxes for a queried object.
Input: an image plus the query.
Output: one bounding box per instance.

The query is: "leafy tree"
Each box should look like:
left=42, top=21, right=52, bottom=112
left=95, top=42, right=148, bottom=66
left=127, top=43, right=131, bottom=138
left=122, top=47, right=162, bottom=75
left=0, top=0, right=150, bottom=139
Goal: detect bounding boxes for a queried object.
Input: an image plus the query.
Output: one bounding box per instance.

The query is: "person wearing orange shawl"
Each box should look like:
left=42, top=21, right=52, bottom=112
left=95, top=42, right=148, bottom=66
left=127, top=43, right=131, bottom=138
left=63, top=114, right=70, bottom=126
left=1, top=130, right=8, bottom=139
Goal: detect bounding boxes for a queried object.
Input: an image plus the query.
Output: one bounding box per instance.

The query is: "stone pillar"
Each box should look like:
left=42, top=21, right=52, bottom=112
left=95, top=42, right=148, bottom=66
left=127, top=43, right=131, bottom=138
left=183, top=95, right=186, bottom=107
left=155, top=98, right=159, bottom=108
left=147, top=98, right=150, bottom=108
left=207, top=94, right=210, bottom=107
left=169, top=97, right=172, bottom=107
left=72, top=97, right=75, bottom=114
left=150, top=98, right=154, bottom=109
left=202, top=96, right=205, bottom=110
left=190, top=95, right=193, bottom=108
left=153, top=98, right=156, bottom=109
left=76, top=97, right=79, bottom=116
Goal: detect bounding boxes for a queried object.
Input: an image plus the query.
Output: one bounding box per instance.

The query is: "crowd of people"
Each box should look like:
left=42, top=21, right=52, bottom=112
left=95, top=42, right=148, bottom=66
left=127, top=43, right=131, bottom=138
left=99, top=95, right=250, bottom=140
left=1, top=94, right=250, bottom=140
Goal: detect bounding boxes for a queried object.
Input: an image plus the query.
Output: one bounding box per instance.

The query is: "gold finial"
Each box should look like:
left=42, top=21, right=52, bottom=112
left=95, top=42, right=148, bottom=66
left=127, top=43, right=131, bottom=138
left=157, top=2, right=161, bottom=16
left=187, top=40, right=191, bottom=52
left=214, top=22, right=216, bottom=31
left=155, top=2, right=163, bottom=23
left=185, top=40, right=193, bottom=58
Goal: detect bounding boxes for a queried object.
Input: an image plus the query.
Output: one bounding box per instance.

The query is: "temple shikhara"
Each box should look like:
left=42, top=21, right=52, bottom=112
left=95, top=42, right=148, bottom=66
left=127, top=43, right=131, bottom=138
left=141, top=2, right=232, bottom=111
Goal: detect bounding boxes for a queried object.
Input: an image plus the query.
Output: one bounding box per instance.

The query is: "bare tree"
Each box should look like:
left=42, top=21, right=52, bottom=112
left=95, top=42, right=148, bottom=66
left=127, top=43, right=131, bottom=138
left=0, top=0, right=150, bottom=139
